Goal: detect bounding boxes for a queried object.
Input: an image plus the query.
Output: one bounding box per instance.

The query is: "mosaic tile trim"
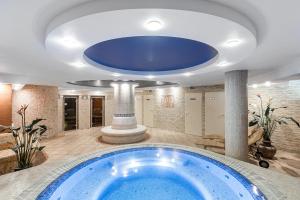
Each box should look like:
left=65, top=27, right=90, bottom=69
left=113, top=113, right=135, bottom=117
left=18, top=144, right=287, bottom=200
left=36, top=147, right=266, bottom=200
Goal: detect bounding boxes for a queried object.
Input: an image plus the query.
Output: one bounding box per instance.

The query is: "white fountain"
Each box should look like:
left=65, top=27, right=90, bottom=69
left=101, top=81, right=147, bottom=144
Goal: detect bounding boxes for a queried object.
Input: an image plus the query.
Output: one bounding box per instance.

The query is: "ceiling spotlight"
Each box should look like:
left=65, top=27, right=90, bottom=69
left=145, top=20, right=163, bottom=31
left=112, top=73, right=121, bottom=77
left=70, top=61, right=87, bottom=68
left=223, top=39, right=243, bottom=48
left=264, top=81, right=272, bottom=87
left=56, top=36, right=83, bottom=49
left=146, top=75, right=155, bottom=79
left=217, top=61, right=231, bottom=67
left=183, top=72, right=193, bottom=77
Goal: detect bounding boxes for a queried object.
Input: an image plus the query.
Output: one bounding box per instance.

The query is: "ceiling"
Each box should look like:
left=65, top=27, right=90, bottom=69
left=0, top=0, right=300, bottom=90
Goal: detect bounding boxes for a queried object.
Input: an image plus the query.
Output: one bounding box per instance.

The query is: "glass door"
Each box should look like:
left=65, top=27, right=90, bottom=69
left=91, top=96, right=105, bottom=127
left=64, top=96, right=78, bottom=131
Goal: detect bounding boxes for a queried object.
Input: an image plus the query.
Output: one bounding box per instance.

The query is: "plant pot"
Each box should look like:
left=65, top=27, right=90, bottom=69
left=258, top=140, right=277, bottom=159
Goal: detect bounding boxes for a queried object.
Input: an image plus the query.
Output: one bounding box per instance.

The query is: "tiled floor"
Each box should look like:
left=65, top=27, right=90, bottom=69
left=42, top=127, right=200, bottom=161
left=41, top=127, right=300, bottom=177
left=268, top=151, right=300, bottom=177
left=0, top=127, right=299, bottom=199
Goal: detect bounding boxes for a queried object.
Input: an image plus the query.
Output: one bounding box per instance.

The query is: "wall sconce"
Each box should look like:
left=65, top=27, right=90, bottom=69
left=12, top=84, right=25, bottom=91
left=81, top=95, right=89, bottom=100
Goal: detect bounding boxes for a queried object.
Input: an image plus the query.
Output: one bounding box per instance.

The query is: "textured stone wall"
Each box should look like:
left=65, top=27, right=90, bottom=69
left=105, top=93, right=114, bottom=126
left=78, top=96, right=90, bottom=129
left=152, top=87, right=186, bottom=133
left=12, top=85, right=58, bottom=138
left=57, top=97, right=63, bottom=133
left=249, top=81, right=300, bottom=153
left=141, top=85, right=224, bottom=133
left=53, top=81, right=300, bottom=153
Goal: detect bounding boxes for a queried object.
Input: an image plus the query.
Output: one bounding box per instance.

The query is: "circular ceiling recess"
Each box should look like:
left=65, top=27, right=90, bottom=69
left=67, top=80, right=177, bottom=88
left=84, top=36, right=218, bottom=72
left=45, top=7, right=257, bottom=76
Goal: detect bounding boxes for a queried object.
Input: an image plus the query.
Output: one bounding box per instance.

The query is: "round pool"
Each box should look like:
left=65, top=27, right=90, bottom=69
left=37, top=147, right=266, bottom=200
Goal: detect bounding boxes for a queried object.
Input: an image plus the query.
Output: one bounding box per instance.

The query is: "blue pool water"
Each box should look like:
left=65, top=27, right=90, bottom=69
left=37, top=147, right=266, bottom=200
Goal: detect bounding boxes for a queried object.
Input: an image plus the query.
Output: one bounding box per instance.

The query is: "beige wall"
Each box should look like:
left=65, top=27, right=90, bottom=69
left=12, top=85, right=58, bottom=138
left=152, top=87, right=186, bottom=132
left=78, top=96, right=90, bottom=129
left=249, top=80, right=300, bottom=153
left=17, top=82, right=300, bottom=153
left=143, top=82, right=300, bottom=153
left=105, top=94, right=114, bottom=126
left=142, top=85, right=224, bottom=134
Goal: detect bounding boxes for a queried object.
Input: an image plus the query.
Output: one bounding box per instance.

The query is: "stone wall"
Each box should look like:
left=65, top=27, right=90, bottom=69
left=12, top=85, right=59, bottom=138
left=153, top=87, right=186, bottom=133
left=78, top=96, right=90, bottom=130
left=143, top=85, right=224, bottom=133
left=54, top=80, right=300, bottom=153
left=144, top=82, right=300, bottom=153
left=248, top=81, right=300, bottom=153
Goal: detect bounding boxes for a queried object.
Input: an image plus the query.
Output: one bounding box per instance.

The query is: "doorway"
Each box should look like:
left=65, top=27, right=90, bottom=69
left=143, top=95, right=154, bottom=127
left=90, top=96, right=105, bottom=127
left=185, top=93, right=203, bottom=136
left=205, top=91, right=225, bottom=136
left=64, top=96, right=78, bottom=131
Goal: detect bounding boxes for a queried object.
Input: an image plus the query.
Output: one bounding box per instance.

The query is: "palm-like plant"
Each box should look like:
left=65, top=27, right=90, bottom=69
left=10, top=105, right=47, bottom=170
left=249, top=94, right=300, bottom=142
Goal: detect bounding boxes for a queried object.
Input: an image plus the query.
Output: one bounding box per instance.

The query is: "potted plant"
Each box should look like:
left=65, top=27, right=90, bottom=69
left=249, top=95, right=300, bottom=159
left=10, top=104, right=47, bottom=170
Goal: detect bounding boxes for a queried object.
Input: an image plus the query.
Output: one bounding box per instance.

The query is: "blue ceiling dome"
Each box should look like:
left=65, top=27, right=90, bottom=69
left=84, top=36, right=218, bottom=72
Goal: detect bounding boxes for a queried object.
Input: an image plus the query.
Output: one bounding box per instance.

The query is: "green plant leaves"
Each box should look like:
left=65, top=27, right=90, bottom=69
left=265, top=106, right=270, bottom=117
left=10, top=105, right=48, bottom=170
left=249, top=95, right=300, bottom=143
left=249, top=120, right=258, bottom=126
left=26, top=118, right=45, bottom=131
left=279, top=117, right=300, bottom=127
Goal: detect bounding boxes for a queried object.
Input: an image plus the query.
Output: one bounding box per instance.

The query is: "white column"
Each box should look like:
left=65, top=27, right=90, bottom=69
left=225, top=70, right=248, bottom=161
left=111, top=81, right=138, bottom=130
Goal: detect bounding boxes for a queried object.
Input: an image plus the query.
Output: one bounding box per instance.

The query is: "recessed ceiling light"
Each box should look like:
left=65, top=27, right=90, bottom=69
left=223, top=39, right=243, bottom=48
left=217, top=61, right=231, bottom=67
left=145, top=20, right=163, bottom=31
left=70, top=61, right=87, bottom=68
left=146, top=75, right=155, bottom=79
left=56, top=36, right=83, bottom=49
left=264, top=81, right=272, bottom=87
left=112, top=73, right=121, bottom=77
left=183, top=72, right=193, bottom=77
